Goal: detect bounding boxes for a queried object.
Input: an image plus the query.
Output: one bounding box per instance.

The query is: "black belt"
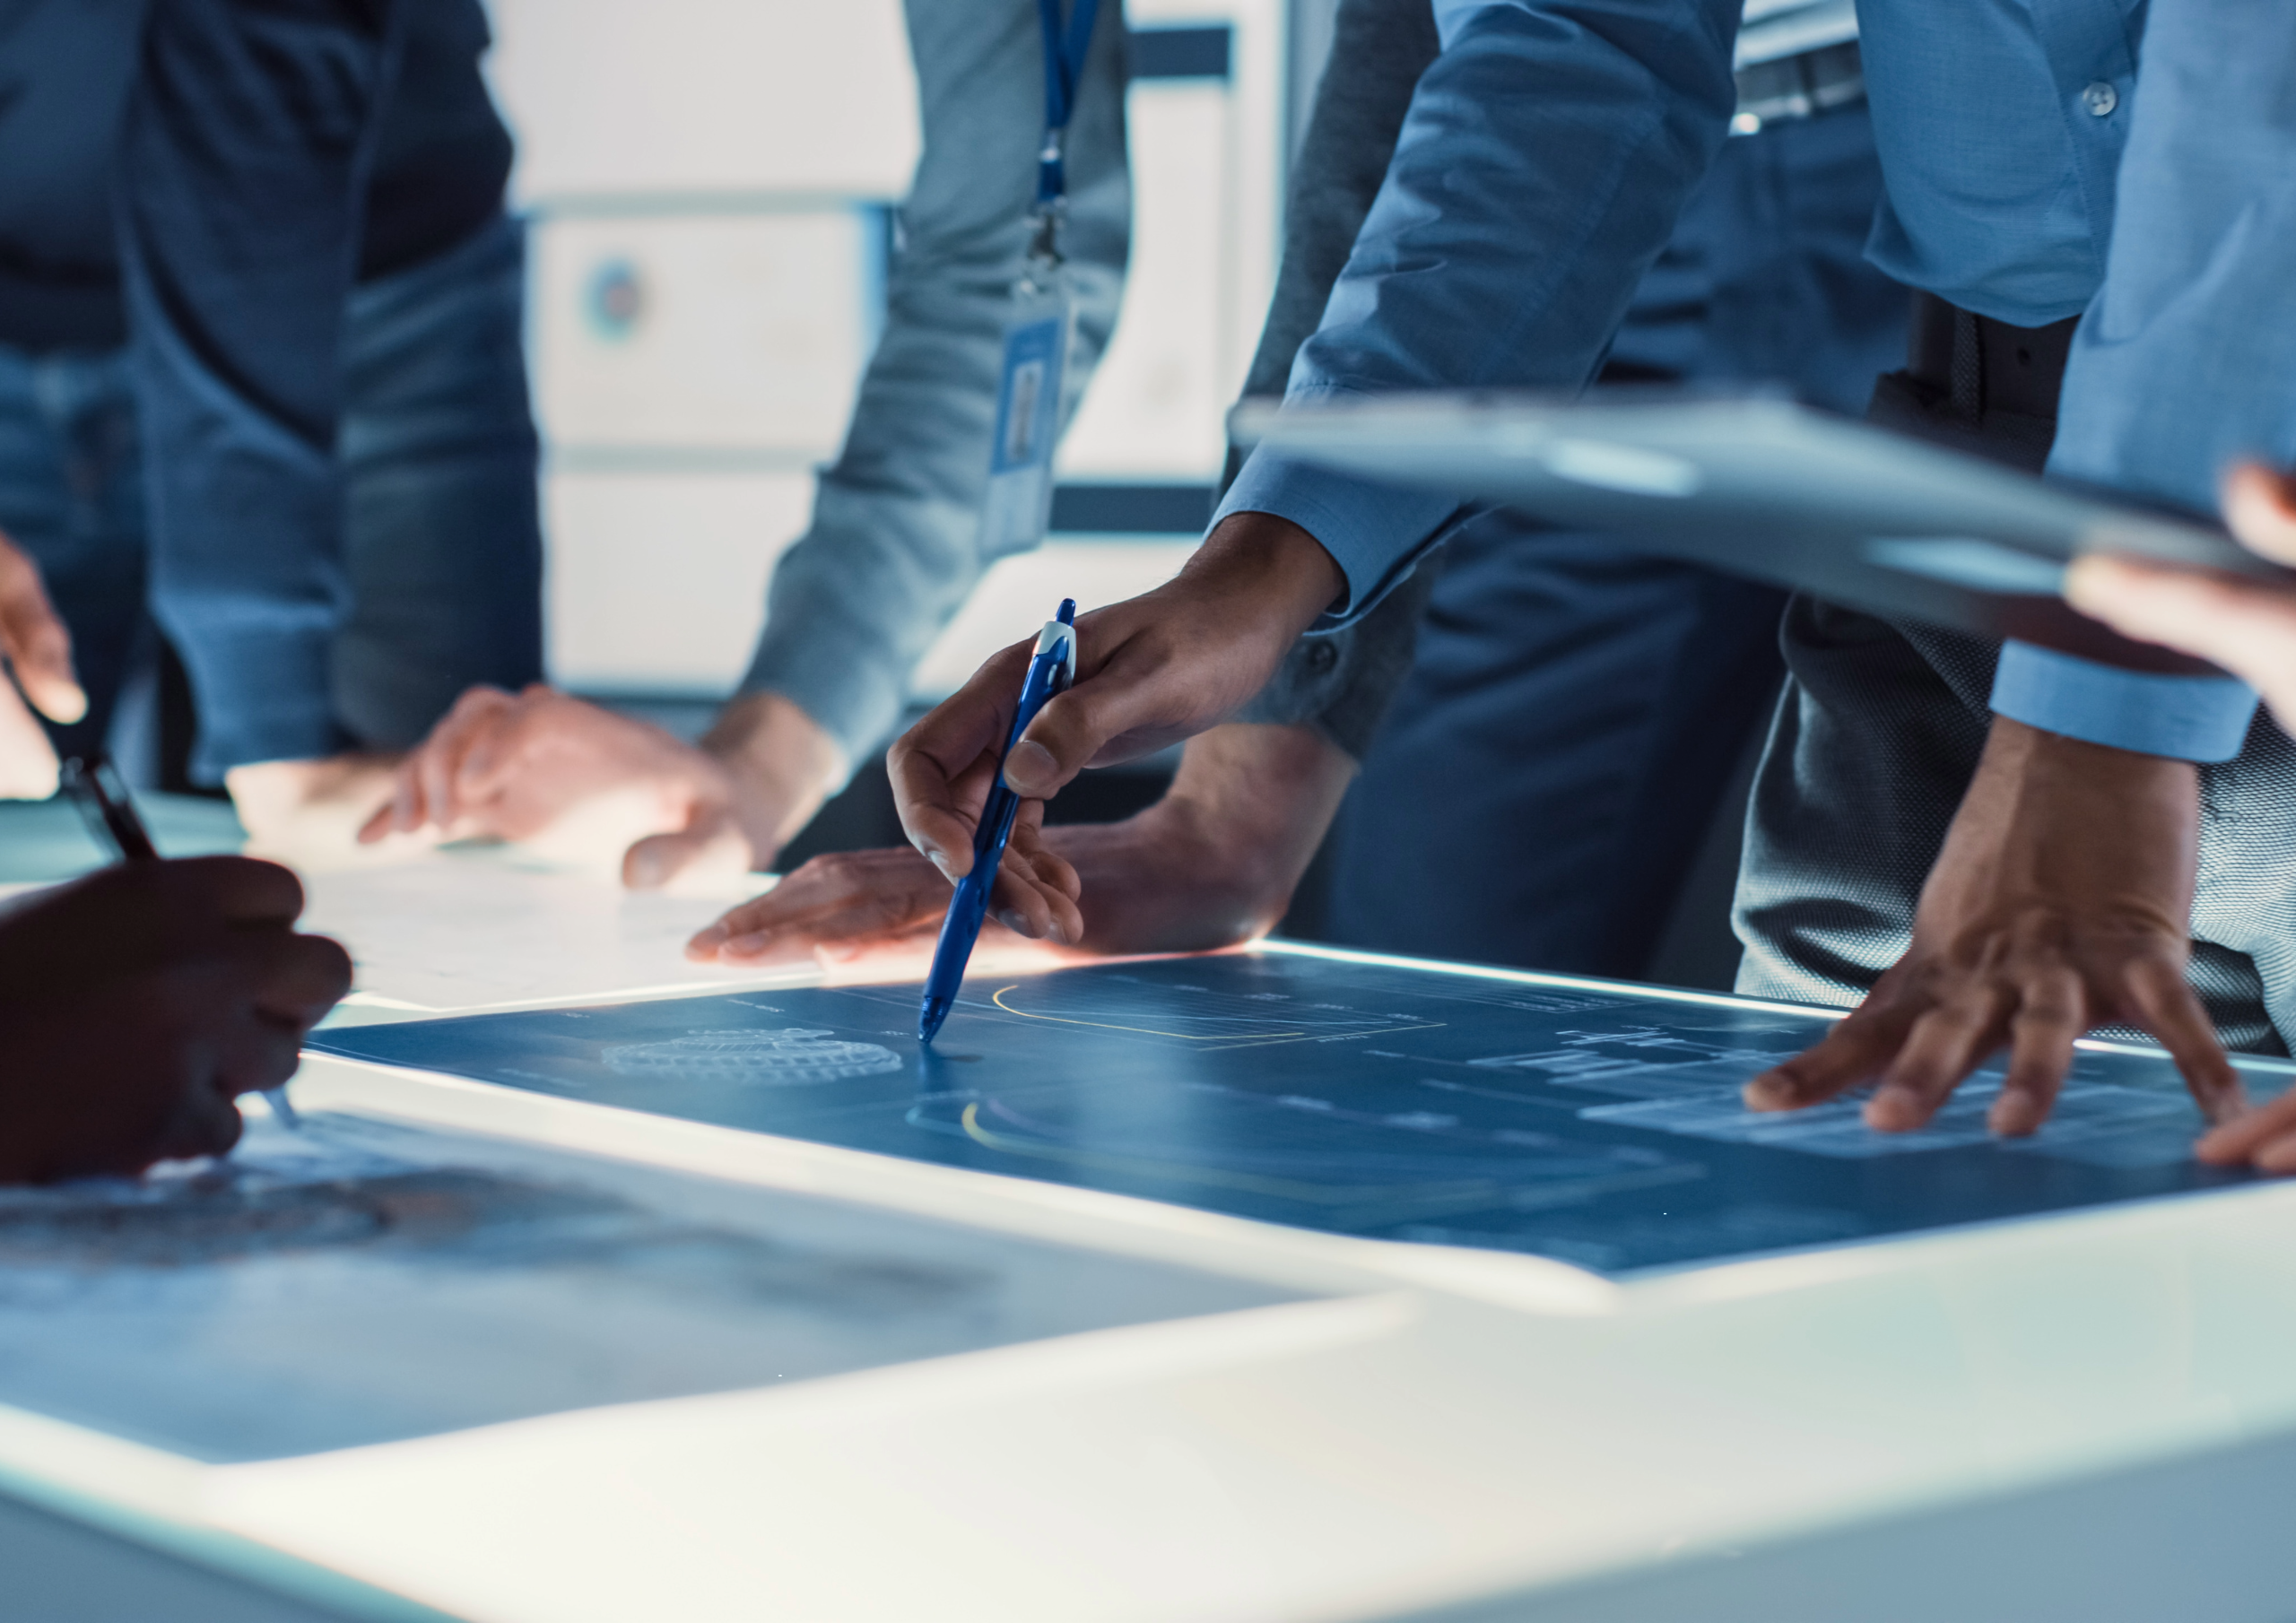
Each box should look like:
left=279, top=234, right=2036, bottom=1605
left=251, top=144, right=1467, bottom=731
left=1870, top=291, right=2217, bottom=675
left=1732, top=40, right=1865, bottom=135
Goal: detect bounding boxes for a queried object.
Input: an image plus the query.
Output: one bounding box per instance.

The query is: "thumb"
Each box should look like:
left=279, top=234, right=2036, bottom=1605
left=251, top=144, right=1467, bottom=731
left=2223, top=463, right=2296, bottom=568
left=0, top=541, right=84, bottom=725
left=622, top=820, right=750, bottom=890
left=0, top=677, right=60, bottom=799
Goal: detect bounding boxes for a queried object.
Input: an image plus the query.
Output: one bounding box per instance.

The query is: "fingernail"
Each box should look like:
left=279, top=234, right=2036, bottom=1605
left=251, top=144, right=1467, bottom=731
left=820, top=941, right=862, bottom=963
left=1989, top=1095, right=2043, bottom=1137
left=628, top=852, right=666, bottom=888
left=48, top=682, right=87, bottom=725
left=689, top=925, right=727, bottom=950
left=1866, top=1085, right=1923, bottom=1131
left=1743, top=1076, right=1795, bottom=1111
left=1003, top=740, right=1057, bottom=793
left=724, top=932, right=770, bottom=959
left=996, top=908, right=1029, bottom=935
left=923, top=848, right=957, bottom=884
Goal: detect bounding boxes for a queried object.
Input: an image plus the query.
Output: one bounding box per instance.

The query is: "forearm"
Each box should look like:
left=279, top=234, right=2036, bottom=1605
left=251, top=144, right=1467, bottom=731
left=739, top=0, right=1129, bottom=767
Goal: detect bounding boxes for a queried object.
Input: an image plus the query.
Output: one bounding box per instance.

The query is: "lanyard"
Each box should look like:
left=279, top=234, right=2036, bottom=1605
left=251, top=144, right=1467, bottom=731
left=1034, top=0, right=1103, bottom=210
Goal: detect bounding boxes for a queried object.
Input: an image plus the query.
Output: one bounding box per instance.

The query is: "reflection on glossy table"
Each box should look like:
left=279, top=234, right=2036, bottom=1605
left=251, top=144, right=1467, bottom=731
left=3, top=795, right=2294, bottom=1623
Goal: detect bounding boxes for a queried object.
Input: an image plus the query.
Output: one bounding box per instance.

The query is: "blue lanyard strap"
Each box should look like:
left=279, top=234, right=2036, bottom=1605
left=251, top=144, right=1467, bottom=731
left=1034, top=0, right=1103, bottom=206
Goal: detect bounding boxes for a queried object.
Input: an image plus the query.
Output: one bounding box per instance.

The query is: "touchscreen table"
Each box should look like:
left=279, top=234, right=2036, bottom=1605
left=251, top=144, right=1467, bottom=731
left=313, top=946, right=2288, bottom=1277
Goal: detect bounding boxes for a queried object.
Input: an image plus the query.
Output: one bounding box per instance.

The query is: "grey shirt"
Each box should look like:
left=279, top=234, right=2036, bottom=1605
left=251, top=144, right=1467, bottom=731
left=736, top=0, right=1130, bottom=776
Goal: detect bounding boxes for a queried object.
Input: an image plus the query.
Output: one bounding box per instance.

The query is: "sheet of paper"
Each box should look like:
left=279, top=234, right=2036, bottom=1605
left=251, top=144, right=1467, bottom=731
left=314, top=945, right=2294, bottom=1277
left=0, top=1108, right=1295, bottom=1464
left=298, top=852, right=785, bottom=1012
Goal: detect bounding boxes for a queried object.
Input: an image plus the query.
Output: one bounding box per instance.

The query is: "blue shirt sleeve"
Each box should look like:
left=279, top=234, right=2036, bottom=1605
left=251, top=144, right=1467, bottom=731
left=2008, top=0, right=2296, bottom=761
left=1989, top=642, right=2256, bottom=763
left=1213, top=0, right=1742, bottom=625
left=737, top=0, right=1130, bottom=770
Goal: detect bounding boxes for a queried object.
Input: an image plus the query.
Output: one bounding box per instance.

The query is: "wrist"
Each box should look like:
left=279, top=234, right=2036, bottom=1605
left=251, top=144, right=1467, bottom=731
left=1186, top=512, right=1345, bottom=638
left=703, top=690, right=848, bottom=866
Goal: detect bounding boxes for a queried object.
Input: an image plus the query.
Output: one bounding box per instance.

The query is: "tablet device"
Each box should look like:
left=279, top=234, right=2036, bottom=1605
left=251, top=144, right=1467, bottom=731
left=1232, top=389, right=2289, bottom=646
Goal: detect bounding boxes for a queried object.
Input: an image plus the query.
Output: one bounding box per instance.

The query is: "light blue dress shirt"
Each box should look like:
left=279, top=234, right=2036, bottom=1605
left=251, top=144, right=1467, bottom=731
left=1220, top=0, right=2296, bottom=763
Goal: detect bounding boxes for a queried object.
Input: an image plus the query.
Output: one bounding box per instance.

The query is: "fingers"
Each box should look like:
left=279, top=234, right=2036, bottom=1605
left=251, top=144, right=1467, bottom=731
left=891, top=644, right=1034, bottom=876
left=1744, top=1000, right=1916, bottom=1112
left=369, top=685, right=514, bottom=838
left=1991, top=968, right=2083, bottom=1135
left=2064, top=556, right=2296, bottom=686
left=0, top=672, right=59, bottom=799
left=161, top=855, right=309, bottom=930
left=688, top=846, right=951, bottom=963
left=2120, top=954, right=2248, bottom=1126
left=0, top=531, right=84, bottom=725
left=245, top=930, right=355, bottom=1029
left=2197, top=1088, right=2296, bottom=1171
left=1866, top=988, right=2010, bottom=1130
left=147, top=1084, right=248, bottom=1167
left=623, top=814, right=748, bottom=890
left=420, top=686, right=518, bottom=834
left=2222, top=463, right=2296, bottom=567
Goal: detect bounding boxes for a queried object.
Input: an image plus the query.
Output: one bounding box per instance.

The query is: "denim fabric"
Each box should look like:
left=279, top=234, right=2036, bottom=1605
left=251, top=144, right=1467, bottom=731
left=0, top=213, right=541, bottom=775
left=1326, top=103, right=1905, bottom=979
left=737, top=0, right=1131, bottom=772
left=116, top=0, right=400, bottom=776
left=333, top=213, right=544, bottom=751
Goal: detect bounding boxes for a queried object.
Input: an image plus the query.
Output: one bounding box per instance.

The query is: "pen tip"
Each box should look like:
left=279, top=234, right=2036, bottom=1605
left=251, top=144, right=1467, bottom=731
left=918, top=995, right=952, bottom=1044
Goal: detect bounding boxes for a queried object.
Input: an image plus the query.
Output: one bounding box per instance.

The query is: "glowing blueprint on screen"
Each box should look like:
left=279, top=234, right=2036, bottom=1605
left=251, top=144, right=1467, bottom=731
left=311, top=947, right=2286, bottom=1278
left=0, top=1111, right=1292, bottom=1463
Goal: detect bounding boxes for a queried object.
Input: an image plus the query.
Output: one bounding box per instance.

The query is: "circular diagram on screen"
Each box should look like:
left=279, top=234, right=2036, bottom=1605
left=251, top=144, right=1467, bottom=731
left=602, top=1028, right=903, bottom=1087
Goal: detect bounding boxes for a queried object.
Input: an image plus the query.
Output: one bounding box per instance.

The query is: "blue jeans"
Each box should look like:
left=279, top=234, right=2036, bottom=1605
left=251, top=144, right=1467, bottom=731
left=1326, top=105, right=1908, bottom=979
left=0, top=213, right=543, bottom=777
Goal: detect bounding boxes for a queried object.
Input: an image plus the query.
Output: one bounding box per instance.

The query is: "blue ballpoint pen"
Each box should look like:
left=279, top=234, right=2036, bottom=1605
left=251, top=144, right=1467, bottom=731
left=918, top=598, right=1077, bottom=1043
left=61, top=755, right=302, bottom=1131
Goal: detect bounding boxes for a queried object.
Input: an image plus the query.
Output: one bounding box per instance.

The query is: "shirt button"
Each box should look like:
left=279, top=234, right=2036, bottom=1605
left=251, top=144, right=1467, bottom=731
left=2082, top=81, right=2119, bottom=117
left=1306, top=639, right=1340, bottom=676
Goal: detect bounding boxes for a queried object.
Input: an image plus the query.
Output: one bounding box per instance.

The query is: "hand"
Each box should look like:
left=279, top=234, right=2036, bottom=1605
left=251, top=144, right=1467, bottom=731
left=227, top=751, right=406, bottom=859
left=1744, top=717, right=2245, bottom=1136
left=890, top=512, right=1344, bottom=885
left=685, top=806, right=1082, bottom=968
left=2066, top=463, right=2296, bottom=729
left=0, top=527, right=88, bottom=799
left=0, top=856, right=352, bottom=1183
left=688, top=723, right=1356, bottom=966
left=360, top=686, right=844, bottom=886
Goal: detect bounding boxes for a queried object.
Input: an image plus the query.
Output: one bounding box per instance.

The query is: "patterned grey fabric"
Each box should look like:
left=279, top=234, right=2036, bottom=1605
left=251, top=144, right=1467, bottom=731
left=1734, top=602, right=2296, bottom=1055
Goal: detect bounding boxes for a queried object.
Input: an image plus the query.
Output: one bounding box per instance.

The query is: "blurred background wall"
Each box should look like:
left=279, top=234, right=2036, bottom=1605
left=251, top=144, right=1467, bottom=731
left=483, top=0, right=1329, bottom=714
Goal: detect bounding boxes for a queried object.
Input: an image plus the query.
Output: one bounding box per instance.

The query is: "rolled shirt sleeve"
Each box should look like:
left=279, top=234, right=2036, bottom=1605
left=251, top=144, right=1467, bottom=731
left=2005, top=0, right=2296, bottom=760
left=737, top=0, right=1129, bottom=773
left=1213, top=0, right=1742, bottom=628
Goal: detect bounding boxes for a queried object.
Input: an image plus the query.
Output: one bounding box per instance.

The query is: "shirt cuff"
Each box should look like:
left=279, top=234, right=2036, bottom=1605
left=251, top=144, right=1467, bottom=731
left=1213, top=444, right=1459, bottom=629
left=740, top=603, right=903, bottom=783
left=1988, top=641, right=2257, bottom=762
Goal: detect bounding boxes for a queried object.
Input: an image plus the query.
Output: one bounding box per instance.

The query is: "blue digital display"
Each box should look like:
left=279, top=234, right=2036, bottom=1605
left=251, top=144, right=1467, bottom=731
left=312, top=949, right=2284, bottom=1277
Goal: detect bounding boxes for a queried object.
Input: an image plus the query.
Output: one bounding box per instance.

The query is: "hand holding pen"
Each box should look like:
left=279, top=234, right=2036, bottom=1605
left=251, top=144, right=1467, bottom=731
left=0, top=757, right=352, bottom=1180
left=917, top=601, right=1077, bottom=1042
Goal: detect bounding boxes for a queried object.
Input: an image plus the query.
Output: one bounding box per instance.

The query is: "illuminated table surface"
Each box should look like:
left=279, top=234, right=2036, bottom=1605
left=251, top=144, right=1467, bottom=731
left=5, top=800, right=2296, bottom=1623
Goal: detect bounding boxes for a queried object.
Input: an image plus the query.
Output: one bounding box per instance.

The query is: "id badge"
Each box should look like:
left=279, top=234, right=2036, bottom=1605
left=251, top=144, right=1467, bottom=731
left=978, top=276, right=1075, bottom=557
